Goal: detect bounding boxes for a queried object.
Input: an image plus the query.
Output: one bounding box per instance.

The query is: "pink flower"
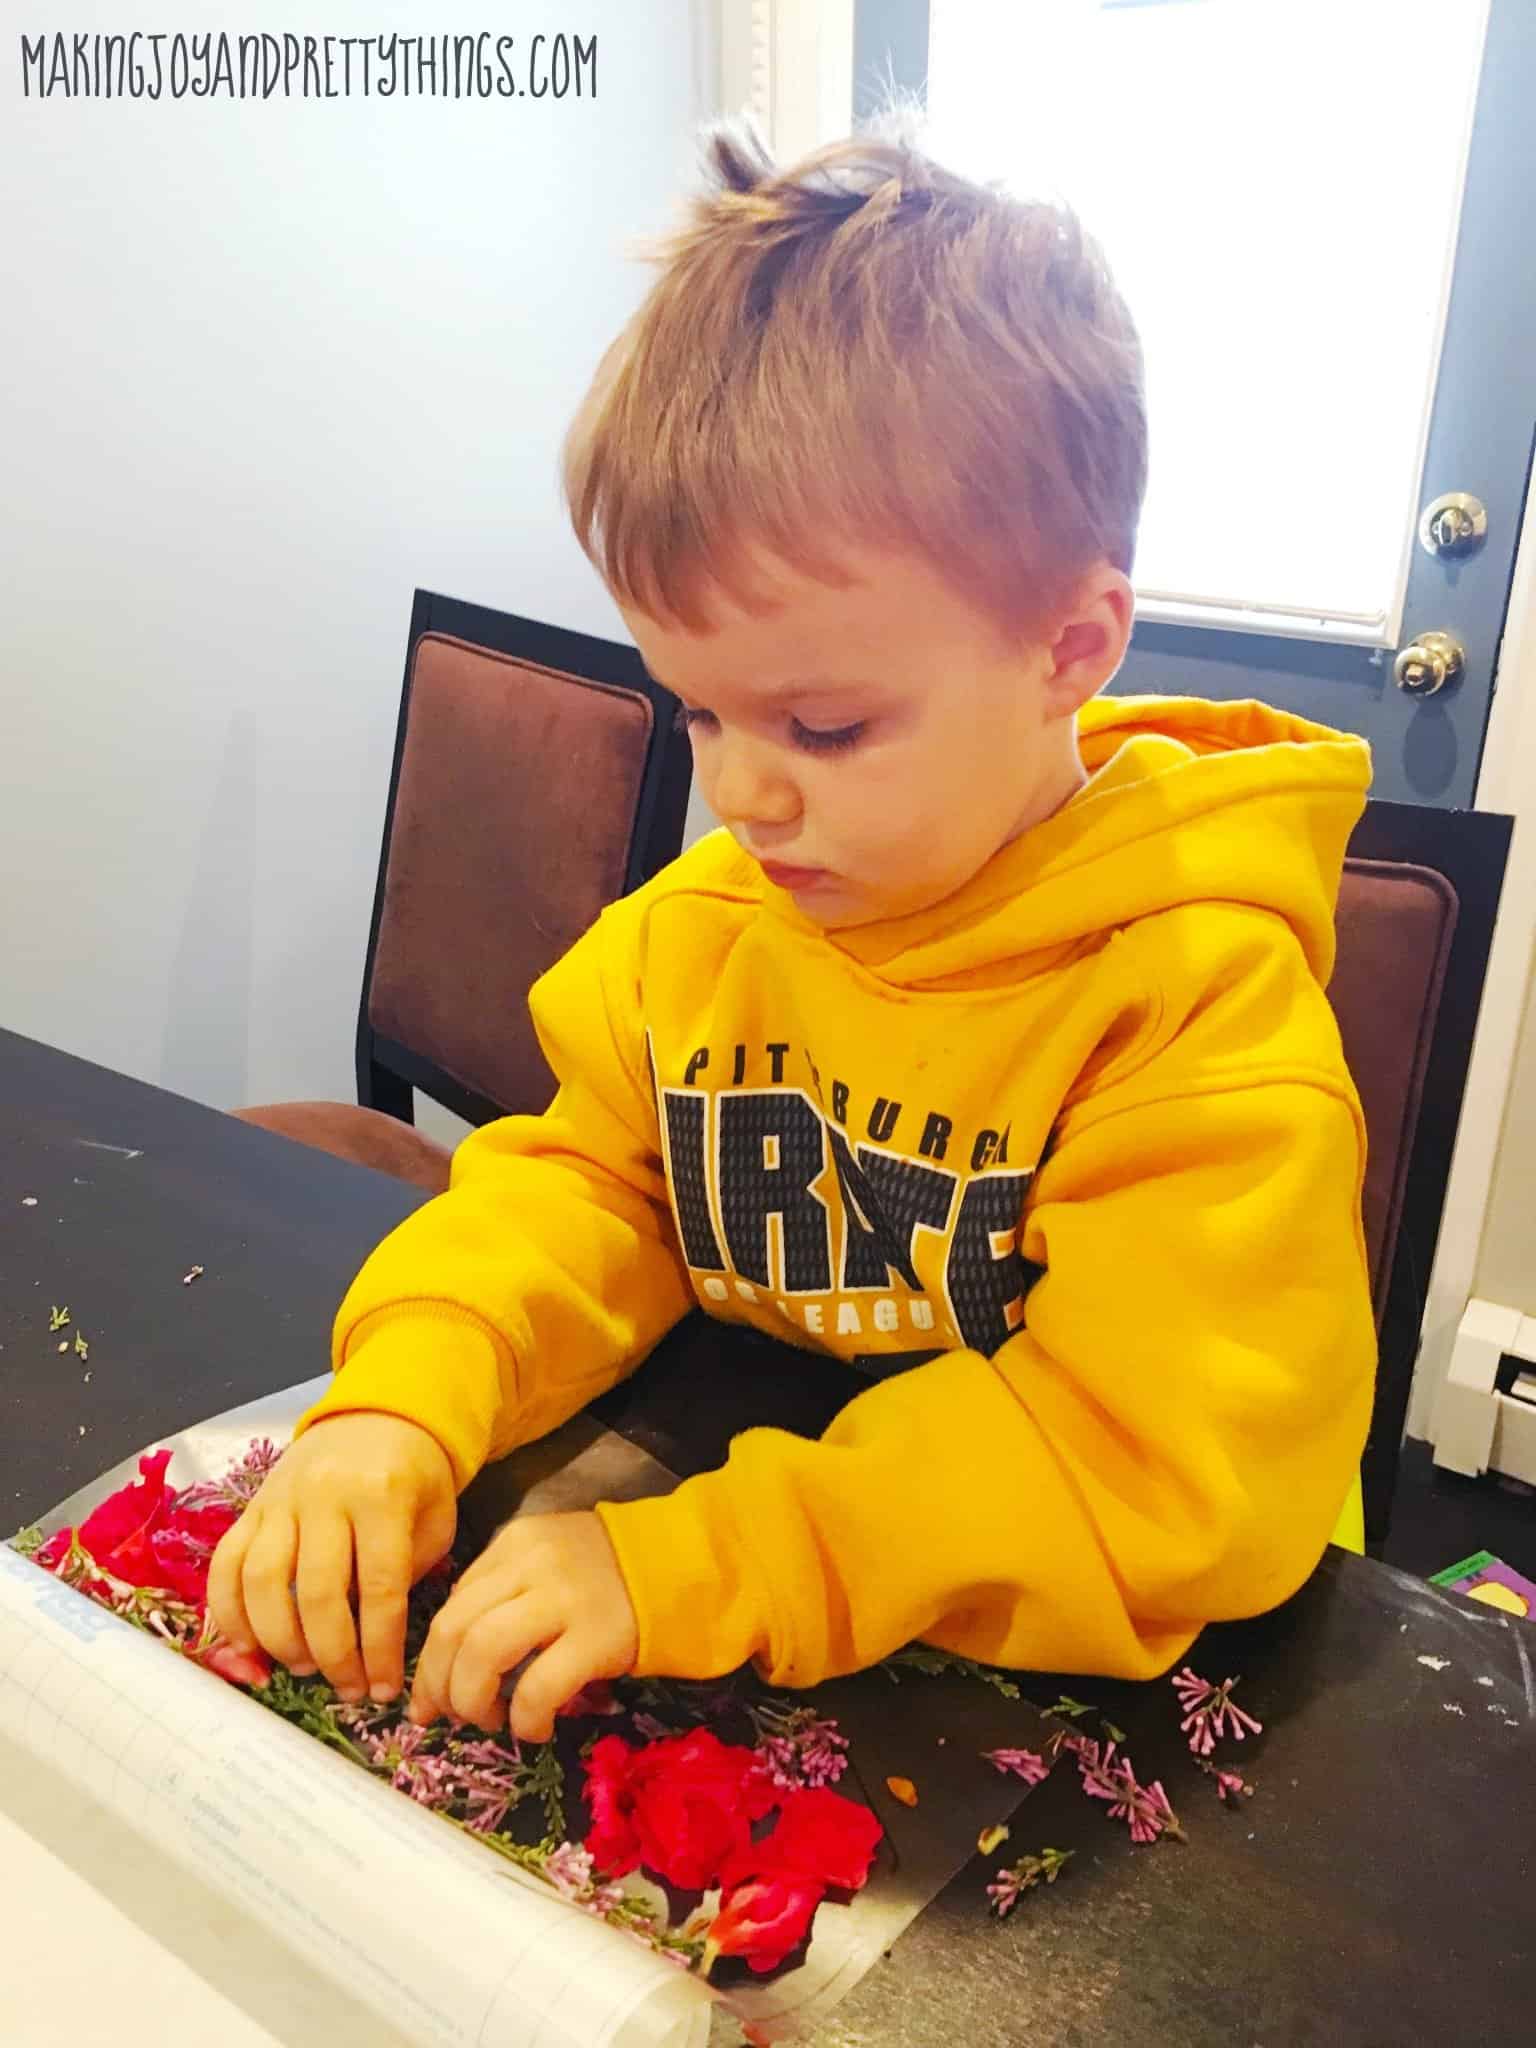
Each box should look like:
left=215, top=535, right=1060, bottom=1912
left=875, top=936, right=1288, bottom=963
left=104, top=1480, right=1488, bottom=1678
left=1172, top=1668, right=1262, bottom=1757
left=983, top=1746, right=1049, bottom=1787
left=754, top=1707, right=850, bottom=1791
left=986, top=1846, right=1073, bottom=1919
left=1198, top=1760, right=1253, bottom=1804
left=1077, top=1743, right=1183, bottom=1844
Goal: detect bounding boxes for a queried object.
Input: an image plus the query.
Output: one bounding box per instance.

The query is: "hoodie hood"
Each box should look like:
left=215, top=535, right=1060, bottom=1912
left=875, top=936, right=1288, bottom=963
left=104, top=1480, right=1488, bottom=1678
left=781, top=696, right=1372, bottom=988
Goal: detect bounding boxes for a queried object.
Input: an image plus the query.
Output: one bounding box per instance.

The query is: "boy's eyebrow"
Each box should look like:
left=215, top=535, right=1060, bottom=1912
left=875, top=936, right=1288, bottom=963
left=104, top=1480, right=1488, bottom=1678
left=657, top=675, right=882, bottom=704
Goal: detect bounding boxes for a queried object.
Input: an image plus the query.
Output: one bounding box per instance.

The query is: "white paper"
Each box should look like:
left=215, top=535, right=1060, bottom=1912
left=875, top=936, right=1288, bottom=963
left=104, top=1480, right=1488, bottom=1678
left=0, top=1543, right=711, bottom=2048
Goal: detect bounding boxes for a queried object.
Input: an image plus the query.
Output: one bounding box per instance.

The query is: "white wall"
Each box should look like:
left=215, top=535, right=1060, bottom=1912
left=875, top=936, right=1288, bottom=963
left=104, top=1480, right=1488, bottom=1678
left=2, top=1, right=717, bottom=1111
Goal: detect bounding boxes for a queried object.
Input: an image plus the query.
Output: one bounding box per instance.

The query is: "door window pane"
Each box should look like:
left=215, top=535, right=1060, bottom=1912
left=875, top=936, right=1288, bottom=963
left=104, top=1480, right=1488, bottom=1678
left=926, top=0, right=1489, bottom=641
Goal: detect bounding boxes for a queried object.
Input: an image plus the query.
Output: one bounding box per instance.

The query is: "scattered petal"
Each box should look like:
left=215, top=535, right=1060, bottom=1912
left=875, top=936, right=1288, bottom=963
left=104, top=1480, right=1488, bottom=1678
left=1476, top=1676, right=1495, bottom=1688
left=22, top=1196, right=37, bottom=1207
left=977, top=1823, right=1011, bottom=1856
left=1443, top=1702, right=1465, bottom=1716
left=49, top=1306, right=71, bottom=1331
left=886, top=1776, right=919, bottom=1807
left=1416, top=1655, right=1451, bottom=1672
left=58, top=1341, right=69, bottom=1353
left=74, top=1332, right=89, bottom=1360
left=183, top=1265, right=205, bottom=1285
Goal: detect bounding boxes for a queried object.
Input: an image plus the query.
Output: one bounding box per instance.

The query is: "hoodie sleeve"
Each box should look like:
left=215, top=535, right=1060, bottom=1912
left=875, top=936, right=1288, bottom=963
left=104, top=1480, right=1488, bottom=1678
left=596, top=912, right=1377, bottom=1685
left=294, top=903, right=693, bottom=1490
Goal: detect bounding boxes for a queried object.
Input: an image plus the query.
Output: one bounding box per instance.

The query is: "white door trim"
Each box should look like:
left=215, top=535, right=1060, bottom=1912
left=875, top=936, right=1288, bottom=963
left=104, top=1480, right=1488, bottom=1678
left=719, top=0, right=855, bottom=161
left=1411, top=468, right=1536, bottom=1441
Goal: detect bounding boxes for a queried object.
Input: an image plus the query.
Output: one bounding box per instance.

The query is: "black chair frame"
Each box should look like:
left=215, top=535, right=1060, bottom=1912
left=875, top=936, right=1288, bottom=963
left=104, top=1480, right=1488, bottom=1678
left=354, top=587, right=693, bottom=1133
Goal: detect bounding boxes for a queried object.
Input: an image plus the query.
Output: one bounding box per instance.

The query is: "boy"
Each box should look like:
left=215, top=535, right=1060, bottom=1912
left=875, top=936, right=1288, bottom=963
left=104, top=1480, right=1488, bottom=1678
left=209, top=122, right=1375, bottom=1743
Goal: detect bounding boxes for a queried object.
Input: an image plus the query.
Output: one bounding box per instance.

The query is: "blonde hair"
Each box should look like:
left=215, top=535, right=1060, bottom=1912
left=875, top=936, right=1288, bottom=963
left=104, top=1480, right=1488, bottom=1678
left=562, top=116, right=1146, bottom=638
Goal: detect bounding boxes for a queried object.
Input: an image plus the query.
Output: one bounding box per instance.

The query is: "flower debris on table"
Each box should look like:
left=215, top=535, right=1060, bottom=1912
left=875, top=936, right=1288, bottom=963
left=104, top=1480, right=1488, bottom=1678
left=1172, top=1667, right=1263, bottom=1755
left=987, top=1845, right=1073, bottom=1919
left=9, top=1436, right=885, bottom=1985
left=11, top=1431, right=1277, bottom=1967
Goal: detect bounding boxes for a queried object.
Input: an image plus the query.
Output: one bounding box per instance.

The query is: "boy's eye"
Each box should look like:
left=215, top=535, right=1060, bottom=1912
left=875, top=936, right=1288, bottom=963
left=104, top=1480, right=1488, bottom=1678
left=790, top=717, right=866, bottom=755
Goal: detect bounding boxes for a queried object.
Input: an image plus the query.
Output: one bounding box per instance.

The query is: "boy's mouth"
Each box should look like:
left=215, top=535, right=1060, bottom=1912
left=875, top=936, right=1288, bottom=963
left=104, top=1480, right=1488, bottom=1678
left=759, top=860, right=828, bottom=893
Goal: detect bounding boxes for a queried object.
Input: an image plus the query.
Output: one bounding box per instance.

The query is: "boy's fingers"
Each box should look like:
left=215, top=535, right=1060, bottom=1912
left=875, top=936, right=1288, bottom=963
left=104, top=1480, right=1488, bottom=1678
left=408, top=1571, right=530, bottom=1723
left=242, top=1512, right=312, bottom=1670
left=206, top=1515, right=259, bottom=1652
left=295, top=1511, right=366, bottom=1697
left=446, top=1597, right=553, bottom=1731
left=509, top=1636, right=597, bottom=1745
left=353, top=1516, right=414, bottom=1702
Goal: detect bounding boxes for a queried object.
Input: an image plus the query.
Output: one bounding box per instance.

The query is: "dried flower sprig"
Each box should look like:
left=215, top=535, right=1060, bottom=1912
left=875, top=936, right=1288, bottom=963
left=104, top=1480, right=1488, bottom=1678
left=1076, top=1740, right=1185, bottom=1845
left=1196, top=1758, right=1253, bottom=1804
left=986, top=1845, right=1073, bottom=1918
left=751, top=1701, right=850, bottom=1790
left=983, top=1746, right=1050, bottom=1787
left=1172, top=1668, right=1263, bottom=1756
left=175, top=1438, right=283, bottom=1516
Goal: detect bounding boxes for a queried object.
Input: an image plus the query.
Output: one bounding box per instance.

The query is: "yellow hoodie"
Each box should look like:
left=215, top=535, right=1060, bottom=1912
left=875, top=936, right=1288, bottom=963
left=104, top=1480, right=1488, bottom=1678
left=300, top=697, right=1377, bottom=1687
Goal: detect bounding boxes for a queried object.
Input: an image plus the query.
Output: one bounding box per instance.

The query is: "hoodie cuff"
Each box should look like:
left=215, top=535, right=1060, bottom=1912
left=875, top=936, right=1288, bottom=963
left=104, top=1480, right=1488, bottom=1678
left=294, top=1304, right=507, bottom=1492
left=596, top=1476, right=775, bottom=1681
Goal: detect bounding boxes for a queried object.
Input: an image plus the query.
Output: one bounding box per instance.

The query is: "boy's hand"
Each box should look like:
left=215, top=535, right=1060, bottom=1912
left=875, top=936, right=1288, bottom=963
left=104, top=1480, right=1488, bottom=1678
left=408, top=1511, right=637, bottom=1743
left=207, top=1413, right=457, bottom=1705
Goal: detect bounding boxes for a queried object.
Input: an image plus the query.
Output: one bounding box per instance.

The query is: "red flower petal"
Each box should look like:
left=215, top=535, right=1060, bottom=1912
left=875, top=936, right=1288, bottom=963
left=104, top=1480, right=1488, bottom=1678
left=584, top=1734, right=643, bottom=1877
left=197, top=1638, right=273, bottom=1687
left=709, top=1875, right=825, bottom=1975
left=75, top=1450, right=175, bottom=1568
left=723, top=1786, right=883, bottom=1894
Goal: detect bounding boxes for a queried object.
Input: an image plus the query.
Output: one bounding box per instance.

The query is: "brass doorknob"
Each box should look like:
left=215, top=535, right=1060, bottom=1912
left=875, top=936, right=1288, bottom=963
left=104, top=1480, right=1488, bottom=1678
left=1394, top=630, right=1465, bottom=696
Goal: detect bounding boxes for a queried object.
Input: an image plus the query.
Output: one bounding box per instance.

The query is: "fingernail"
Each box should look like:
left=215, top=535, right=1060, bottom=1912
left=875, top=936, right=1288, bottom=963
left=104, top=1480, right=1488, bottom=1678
left=407, top=1704, right=429, bottom=1725
left=290, top=1662, right=317, bottom=1677
left=338, top=1686, right=365, bottom=1704
left=370, top=1683, right=398, bottom=1704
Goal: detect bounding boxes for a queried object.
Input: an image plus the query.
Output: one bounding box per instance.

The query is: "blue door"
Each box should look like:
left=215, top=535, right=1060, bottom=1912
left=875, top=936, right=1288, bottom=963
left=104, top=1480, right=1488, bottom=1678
left=866, top=0, right=1535, bottom=806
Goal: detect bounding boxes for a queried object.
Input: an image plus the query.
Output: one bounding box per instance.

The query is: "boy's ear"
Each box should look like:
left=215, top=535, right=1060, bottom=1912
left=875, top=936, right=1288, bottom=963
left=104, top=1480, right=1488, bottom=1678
left=1043, top=566, right=1135, bottom=717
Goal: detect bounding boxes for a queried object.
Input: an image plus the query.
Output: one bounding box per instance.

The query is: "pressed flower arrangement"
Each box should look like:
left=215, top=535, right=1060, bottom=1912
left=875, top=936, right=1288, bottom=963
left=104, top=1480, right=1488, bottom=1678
left=12, top=1437, right=1267, bottom=1980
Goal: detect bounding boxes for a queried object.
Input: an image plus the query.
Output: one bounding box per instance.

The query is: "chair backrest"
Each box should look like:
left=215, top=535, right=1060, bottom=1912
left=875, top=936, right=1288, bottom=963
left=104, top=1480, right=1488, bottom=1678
left=356, top=589, right=693, bottom=1130
left=1329, top=800, right=1510, bottom=1541
left=1329, top=859, right=1459, bottom=1325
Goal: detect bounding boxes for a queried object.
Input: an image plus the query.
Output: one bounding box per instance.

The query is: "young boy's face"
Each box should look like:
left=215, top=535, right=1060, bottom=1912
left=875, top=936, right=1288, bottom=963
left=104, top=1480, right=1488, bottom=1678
left=622, top=547, right=1130, bottom=930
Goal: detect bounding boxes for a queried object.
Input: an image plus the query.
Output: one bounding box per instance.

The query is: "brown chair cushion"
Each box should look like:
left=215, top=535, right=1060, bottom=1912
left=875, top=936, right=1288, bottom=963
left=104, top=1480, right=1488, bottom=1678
left=1327, top=858, right=1458, bottom=1325
left=234, top=1102, right=453, bottom=1196
left=367, top=632, right=655, bottom=1119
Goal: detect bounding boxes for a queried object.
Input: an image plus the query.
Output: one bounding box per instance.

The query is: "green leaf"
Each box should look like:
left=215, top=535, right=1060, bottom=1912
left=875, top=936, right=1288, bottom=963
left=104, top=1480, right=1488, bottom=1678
left=524, top=1741, right=568, bottom=1844
left=882, top=1645, right=1023, bottom=1699
left=8, top=1526, right=45, bottom=1558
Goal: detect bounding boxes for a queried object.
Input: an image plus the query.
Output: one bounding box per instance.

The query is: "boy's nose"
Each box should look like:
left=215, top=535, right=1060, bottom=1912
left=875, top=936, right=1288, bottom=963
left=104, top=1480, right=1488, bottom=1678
left=706, top=738, right=800, bottom=831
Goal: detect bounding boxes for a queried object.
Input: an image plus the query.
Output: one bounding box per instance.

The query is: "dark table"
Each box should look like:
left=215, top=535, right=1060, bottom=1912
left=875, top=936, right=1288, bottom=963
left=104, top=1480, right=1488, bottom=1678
left=3, top=1024, right=1533, bottom=2046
